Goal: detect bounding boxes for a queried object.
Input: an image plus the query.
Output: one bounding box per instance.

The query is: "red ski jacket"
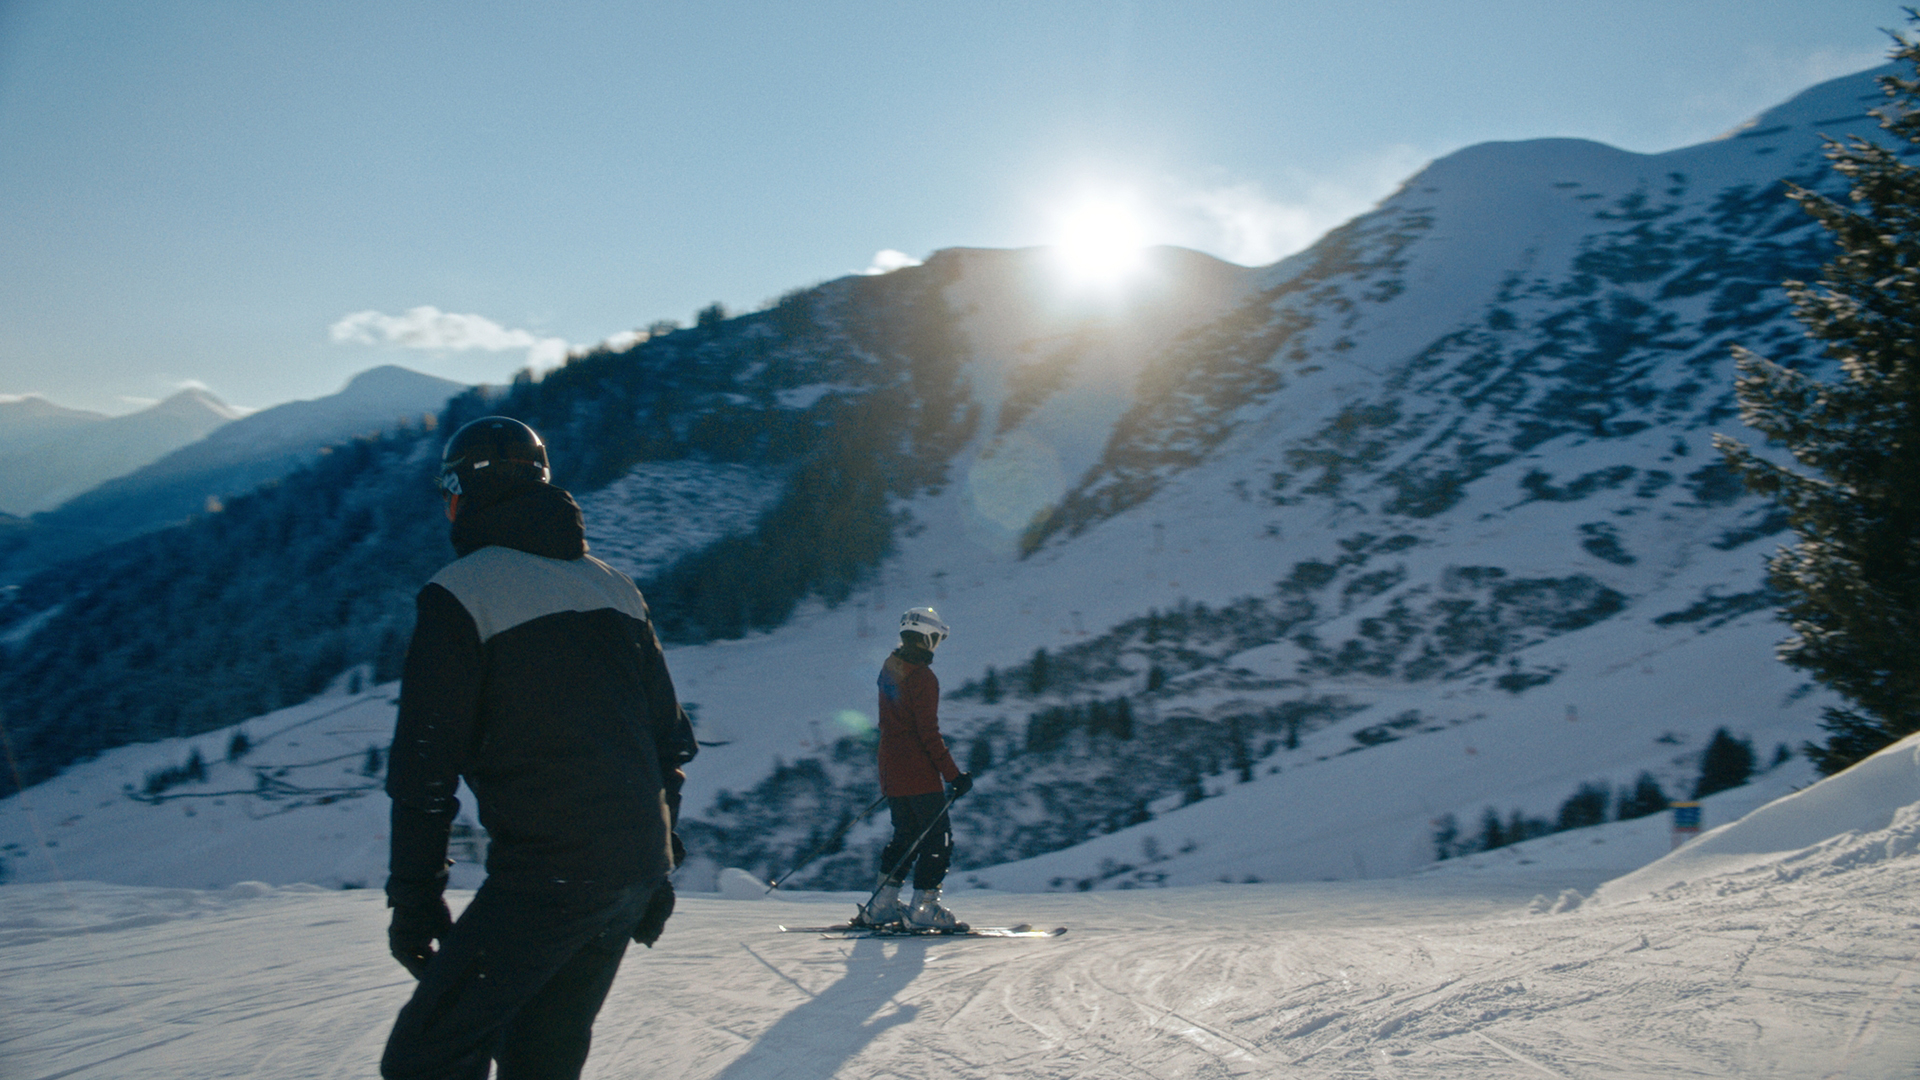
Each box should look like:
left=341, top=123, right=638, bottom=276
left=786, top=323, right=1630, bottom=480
left=876, top=648, right=960, bottom=798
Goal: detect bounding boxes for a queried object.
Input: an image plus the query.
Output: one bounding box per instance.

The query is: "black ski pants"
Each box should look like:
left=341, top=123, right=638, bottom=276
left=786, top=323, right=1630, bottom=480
left=879, top=791, right=951, bottom=890
left=381, top=879, right=654, bottom=1080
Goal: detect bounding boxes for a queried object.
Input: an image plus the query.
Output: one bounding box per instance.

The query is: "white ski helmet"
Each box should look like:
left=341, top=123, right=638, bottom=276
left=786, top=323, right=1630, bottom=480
left=900, top=607, right=951, bottom=649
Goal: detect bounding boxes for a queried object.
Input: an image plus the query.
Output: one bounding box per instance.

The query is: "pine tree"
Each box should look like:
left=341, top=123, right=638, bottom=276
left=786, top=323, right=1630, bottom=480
left=1715, top=26, right=1920, bottom=774
left=1229, top=716, right=1255, bottom=783
left=1181, top=770, right=1205, bottom=806
left=1432, top=813, right=1461, bottom=861
left=1693, top=727, right=1757, bottom=799
left=1477, top=807, right=1505, bottom=851
left=981, top=666, right=1002, bottom=704
left=967, top=734, right=994, bottom=773
left=1615, top=771, right=1670, bottom=820
left=1554, top=782, right=1611, bottom=831
left=1025, top=648, right=1050, bottom=696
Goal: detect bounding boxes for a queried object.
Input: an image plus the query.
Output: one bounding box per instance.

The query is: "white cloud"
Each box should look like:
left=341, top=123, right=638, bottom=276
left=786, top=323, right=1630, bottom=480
left=1149, top=151, right=1427, bottom=267
left=861, top=249, right=923, bottom=275
left=598, top=329, right=648, bottom=353
left=329, top=306, right=574, bottom=370
left=1166, top=182, right=1323, bottom=267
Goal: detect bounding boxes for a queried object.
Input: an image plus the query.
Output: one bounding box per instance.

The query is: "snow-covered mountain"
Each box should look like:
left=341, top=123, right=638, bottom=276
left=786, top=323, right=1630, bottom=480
left=0, top=365, right=465, bottom=585
left=0, top=387, right=242, bottom=517
left=669, top=65, right=1891, bottom=888
left=73, top=365, right=463, bottom=501
left=0, top=64, right=1898, bottom=898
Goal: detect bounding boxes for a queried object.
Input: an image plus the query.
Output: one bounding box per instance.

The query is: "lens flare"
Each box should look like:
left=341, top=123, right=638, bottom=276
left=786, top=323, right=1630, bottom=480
left=833, top=709, right=873, bottom=734
left=1049, top=192, right=1150, bottom=285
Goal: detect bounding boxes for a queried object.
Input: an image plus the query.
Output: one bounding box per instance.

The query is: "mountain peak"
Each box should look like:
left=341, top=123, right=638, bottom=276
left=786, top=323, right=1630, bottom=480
left=336, top=364, right=465, bottom=403
left=0, top=394, right=109, bottom=428
left=149, top=386, right=245, bottom=422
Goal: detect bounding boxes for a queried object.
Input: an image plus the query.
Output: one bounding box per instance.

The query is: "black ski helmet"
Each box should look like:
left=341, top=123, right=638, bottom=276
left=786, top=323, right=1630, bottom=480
left=438, top=416, right=549, bottom=498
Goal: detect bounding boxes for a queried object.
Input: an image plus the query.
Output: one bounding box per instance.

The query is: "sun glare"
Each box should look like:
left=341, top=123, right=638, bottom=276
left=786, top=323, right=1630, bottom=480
left=1049, top=193, right=1151, bottom=286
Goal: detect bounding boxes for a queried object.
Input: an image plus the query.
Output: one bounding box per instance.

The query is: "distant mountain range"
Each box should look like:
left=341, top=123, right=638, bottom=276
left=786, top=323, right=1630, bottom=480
left=0, top=64, right=1895, bottom=890
left=0, top=365, right=465, bottom=584
left=0, top=388, right=242, bottom=518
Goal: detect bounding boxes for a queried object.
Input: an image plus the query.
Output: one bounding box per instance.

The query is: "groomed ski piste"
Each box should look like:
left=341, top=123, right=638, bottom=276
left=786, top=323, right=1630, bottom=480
left=4, top=731, right=1918, bottom=1078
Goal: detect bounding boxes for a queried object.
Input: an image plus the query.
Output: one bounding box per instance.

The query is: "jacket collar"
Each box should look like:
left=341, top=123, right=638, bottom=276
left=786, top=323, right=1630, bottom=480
left=450, top=481, right=588, bottom=560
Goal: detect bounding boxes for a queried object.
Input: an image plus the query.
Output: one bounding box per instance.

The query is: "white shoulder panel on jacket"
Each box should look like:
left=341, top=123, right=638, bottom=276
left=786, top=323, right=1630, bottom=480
left=431, top=548, right=648, bottom=643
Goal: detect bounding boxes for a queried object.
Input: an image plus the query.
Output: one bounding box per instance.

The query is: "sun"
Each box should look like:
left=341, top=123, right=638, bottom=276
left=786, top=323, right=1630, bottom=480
left=1048, top=192, right=1152, bottom=286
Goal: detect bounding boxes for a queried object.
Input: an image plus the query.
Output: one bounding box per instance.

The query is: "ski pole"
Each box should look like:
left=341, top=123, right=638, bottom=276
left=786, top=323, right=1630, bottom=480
left=766, top=793, right=888, bottom=894
left=861, top=784, right=966, bottom=912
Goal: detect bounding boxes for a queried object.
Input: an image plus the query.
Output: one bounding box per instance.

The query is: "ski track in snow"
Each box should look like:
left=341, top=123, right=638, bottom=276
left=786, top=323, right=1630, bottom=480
left=3, top=864, right=1916, bottom=1079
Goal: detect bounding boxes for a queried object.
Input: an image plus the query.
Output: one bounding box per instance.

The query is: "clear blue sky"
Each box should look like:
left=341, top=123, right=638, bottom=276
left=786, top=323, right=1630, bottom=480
left=0, top=1, right=1903, bottom=413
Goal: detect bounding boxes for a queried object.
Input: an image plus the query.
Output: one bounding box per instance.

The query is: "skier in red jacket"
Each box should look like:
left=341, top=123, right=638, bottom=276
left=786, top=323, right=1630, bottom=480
left=860, top=607, right=972, bottom=929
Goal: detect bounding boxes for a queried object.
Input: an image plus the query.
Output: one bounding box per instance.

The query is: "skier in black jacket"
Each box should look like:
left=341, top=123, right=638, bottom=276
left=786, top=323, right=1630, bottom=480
left=381, top=416, right=698, bottom=1080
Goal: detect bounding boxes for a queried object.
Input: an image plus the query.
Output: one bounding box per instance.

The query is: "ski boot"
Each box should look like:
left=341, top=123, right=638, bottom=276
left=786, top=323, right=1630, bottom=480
left=907, top=885, right=964, bottom=931
left=855, top=876, right=906, bottom=927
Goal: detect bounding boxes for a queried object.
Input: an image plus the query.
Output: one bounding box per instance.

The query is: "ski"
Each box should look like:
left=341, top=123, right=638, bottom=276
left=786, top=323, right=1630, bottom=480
left=777, top=922, right=1067, bottom=939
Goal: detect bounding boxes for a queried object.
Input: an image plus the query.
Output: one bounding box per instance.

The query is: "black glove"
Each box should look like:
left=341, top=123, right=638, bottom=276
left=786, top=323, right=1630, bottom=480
left=632, top=881, right=675, bottom=948
left=388, top=897, right=453, bottom=979
left=671, top=831, right=687, bottom=870
left=950, top=771, right=973, bottom=797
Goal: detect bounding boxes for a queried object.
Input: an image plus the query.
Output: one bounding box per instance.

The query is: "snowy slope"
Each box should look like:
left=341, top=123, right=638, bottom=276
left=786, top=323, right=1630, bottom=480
left=1594, top=731, right=1920, bottom=903
left=643, top=67, right=1893, bottom=888
left=4, top=733, right=1918, bottom=1079
left=0, top=611, right=1816, bottom=894
left=0, top=676, right=423, bottom=893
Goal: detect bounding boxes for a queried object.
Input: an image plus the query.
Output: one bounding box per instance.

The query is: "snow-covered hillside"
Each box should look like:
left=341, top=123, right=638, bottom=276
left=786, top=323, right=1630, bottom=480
left=651, top=65, right=1889, bottom=887
left=3, top=59, right=1916, bottom=1078
left=5, top=732, right=1917, bottom=1079
left=0, top=64, right=1901, bottom=897
left=0, top=648, right=1812, bottom=895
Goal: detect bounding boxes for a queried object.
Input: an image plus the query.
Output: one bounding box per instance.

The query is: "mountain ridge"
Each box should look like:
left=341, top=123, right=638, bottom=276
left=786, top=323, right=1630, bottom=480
left=0, top=65, right=1896, bottom=892
left=668, top=64, right=1892, bottom=887
left=0, top=387, right=242, bottom=518
left=0, top=365, right=466, bottom=585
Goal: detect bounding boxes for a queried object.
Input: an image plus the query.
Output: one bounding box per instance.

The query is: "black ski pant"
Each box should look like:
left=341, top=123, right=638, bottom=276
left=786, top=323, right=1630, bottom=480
left=381, top=879, right=654, bottom=1080
left=879, top=790, right=951, bottom=890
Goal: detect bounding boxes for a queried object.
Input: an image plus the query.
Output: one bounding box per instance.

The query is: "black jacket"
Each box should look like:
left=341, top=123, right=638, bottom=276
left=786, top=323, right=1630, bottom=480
left=386, top=482, right=697, bottom=901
